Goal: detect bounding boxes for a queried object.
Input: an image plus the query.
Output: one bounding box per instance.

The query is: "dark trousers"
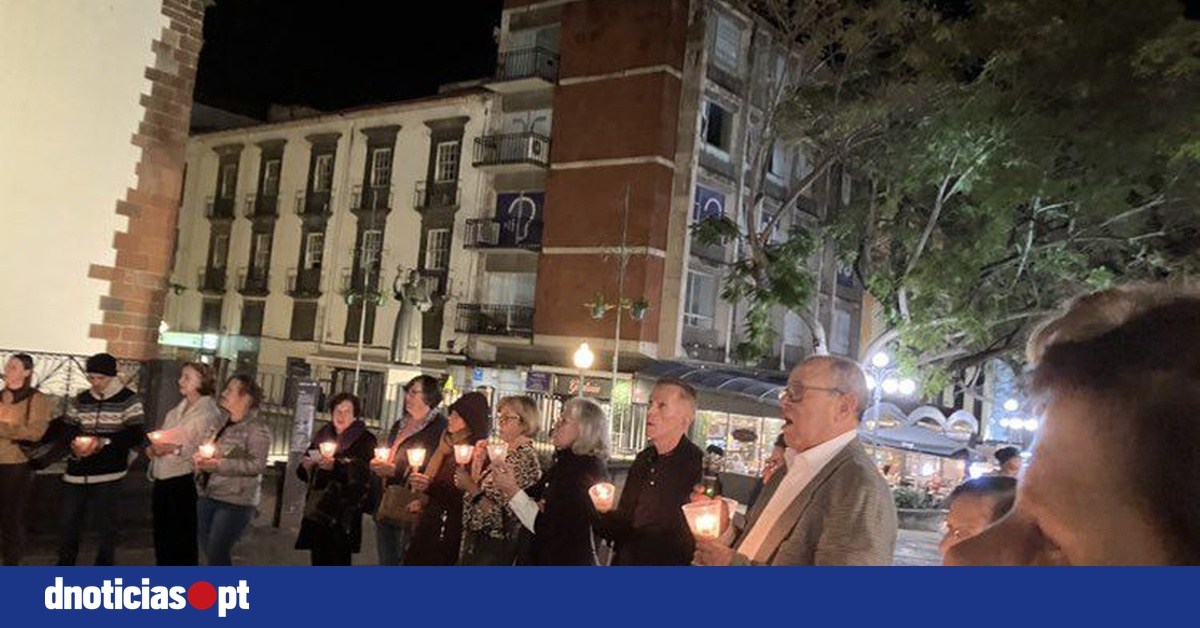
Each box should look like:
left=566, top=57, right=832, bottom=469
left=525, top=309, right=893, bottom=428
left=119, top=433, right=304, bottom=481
left=310, top=544, right=352, bottom=566
left=153, top=475, right=199, bottom=566
left=0, top=463, right=32, bottom=566
left=57, top=480, right=121, bottom=566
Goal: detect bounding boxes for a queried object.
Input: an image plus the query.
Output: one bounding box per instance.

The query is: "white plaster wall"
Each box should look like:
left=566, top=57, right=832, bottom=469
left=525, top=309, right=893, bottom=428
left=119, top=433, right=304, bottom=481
left=0, top=1, right=166, bottom=354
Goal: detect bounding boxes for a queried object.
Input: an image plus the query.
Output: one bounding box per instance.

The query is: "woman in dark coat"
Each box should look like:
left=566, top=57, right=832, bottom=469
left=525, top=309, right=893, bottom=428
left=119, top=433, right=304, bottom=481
left=494, top=397, right=610, bottom=566
left=403, top=391, right=490, bottom=566
left=295, top=392, right=378, bottom=565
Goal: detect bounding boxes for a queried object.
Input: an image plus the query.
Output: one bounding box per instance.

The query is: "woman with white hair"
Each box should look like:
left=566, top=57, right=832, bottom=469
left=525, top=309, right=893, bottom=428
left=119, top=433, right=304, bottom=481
left=493, top=397, right=610, bottom=566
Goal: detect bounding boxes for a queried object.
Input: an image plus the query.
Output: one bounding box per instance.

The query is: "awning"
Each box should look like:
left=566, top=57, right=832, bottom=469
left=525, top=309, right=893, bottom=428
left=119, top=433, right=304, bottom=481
left=636, top=360, right=788, bottom=416
left=857, top=425, right=971, bottom=458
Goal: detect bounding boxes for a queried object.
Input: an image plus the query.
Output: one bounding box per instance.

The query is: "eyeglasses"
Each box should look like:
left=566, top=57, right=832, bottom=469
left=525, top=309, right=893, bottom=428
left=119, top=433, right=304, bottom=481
left=498, top=413, right=521, bottom=424
left=778, top=384, right=844, bottom=404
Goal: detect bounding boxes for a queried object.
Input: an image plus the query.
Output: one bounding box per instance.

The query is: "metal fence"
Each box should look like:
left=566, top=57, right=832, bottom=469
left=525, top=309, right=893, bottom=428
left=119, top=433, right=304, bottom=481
left=0, top=351, right=647, bottom=463
left=0, top=349, right=142, bottom=417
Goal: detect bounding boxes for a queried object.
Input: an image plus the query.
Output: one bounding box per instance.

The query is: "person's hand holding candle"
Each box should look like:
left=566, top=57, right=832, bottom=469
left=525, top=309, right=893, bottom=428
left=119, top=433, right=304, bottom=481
left=491, top=460, right=519, bottom=500
left=72, top=435, right=99, bottom=458
left=406, top=447, right=427, bottom=471
left=454, top=443, right=473, bottom=466
left=589, top=482, right=617, bottom=513
left=194, top=442, right=220, bottom=471
left=317, top=441, right=337, bottom=470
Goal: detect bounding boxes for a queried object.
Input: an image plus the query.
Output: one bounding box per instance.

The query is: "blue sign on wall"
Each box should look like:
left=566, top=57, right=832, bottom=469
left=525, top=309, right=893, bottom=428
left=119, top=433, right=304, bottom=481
left=496, top=192, right=545, bottom=247
left=693, top=185, right=725, bottom=221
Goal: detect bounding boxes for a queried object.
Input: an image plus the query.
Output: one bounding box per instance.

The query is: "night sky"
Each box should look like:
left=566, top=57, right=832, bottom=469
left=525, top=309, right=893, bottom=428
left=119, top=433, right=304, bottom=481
left=195, top=0, right=505, bottom=117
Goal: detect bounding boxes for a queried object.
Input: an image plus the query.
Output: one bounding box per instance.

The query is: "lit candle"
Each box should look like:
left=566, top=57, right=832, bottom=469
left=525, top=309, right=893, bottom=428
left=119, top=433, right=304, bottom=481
left=487, top=441, right=508, bottom=464
left=406, top=447, right=427, bottom=469
left=74, top=435, right=95, bottom=448
left=199, top=443, right=216, bottom=458
left=589, top=482, right=616, bottom=512
left=694, top=513, right=720, bottom=539
left=374, top=447, right=390, bottom=463
left=319, top=442, right=337, bottom=459
left=149, top=431, right=164, bottom=442
left=454, top=444, right=474, bottom=466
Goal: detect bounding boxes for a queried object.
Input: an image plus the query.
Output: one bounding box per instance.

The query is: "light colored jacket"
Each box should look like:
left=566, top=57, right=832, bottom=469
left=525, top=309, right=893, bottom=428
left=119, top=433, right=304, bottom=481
left=150, top=395, right=223, bottom=480
left=731, top=439, right=897, bottom=566
left=197, top=412, right=271, bottom=507
left=0, top=389, right=54, bottom=464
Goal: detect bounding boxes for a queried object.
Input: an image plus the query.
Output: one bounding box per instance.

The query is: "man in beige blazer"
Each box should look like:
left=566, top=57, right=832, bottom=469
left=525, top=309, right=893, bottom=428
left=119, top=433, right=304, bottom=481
left=695, top=356, right=897, bottom=566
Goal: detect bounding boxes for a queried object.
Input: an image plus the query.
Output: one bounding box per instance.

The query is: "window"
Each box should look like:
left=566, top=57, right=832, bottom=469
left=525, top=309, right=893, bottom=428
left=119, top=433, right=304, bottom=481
left=240, top=301, right=265, bottom=337
left=434, top=141, right=461, bottom=183
left=370, top=147, right=392, bottom=187
left=290, top=302, right=318, bottom=341
left=200, top=300, right=223, bottom=332
left=768, top=142, right=787, bottom=180
left=262, top=159, right=281, bottom=197
left=712, top=14, right=742, bottom=73
left=832, top=308, right=853, bottom=355
left=252, top=232, right=272, bottom=272
left=361, top=229, right=383, bottom=270
left=211, top=234, right=229, bottom=269
left=425, top=229, right=451, bottom=271
left=220, top=163, right=238, bottom=199
left=304, top=232, right=324, bottom=269
left=684, top=269, right=717, bottom=328
left=485, top=272, right=536, bottom=306
left=702, top=101, right=733, bottom=154
left=313, top=154, right=334, bottom=192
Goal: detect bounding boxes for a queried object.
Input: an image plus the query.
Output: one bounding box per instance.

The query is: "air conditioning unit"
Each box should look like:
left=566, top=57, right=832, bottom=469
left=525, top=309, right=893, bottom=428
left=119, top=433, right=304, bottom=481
left=471, top=221, right=501, bottom=246
left=525, top=136, right=547, bottom=162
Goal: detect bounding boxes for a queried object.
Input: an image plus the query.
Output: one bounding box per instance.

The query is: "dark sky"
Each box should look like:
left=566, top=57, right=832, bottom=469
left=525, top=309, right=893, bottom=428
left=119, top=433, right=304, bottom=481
left=195, top=0, right=505, bottom=117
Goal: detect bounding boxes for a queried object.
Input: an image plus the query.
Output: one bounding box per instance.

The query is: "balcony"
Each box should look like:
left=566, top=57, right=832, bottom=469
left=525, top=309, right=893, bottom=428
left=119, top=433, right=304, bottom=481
left=294, top=189, right=334, bottom=221
left=197, top=267, right=227, bottom=294
left=238, top=267, right=269, bottom=297
left=463, top=218, right=543, bottom=252
left=487, top=46, right=559, bottom=94
left=287, top=267, right=322, bottom=298
left=243, top=193, right=279, bottom=220
left=350, top=184, right=393, bottom=215
left=472, top=132, right=551, bottom=172
left=413, top=180, right=460, bottom=212
left=456, top=304, right=535, bottom=338
left=205, top=195, right=236, bottom=221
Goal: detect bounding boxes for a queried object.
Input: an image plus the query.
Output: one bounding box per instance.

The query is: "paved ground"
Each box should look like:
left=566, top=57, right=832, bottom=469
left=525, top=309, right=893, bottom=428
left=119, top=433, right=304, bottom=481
left=25, top=522, right=944, bottom=567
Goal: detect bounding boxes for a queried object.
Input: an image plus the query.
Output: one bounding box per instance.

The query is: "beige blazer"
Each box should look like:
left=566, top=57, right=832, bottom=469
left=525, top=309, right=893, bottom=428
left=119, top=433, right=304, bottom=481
left=731, top=438, right=897, bottom=566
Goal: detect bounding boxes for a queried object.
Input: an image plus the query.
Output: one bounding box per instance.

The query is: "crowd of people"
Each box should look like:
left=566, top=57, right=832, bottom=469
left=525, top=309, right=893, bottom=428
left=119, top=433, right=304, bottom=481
left=0, top=282, right=1195, bottom=566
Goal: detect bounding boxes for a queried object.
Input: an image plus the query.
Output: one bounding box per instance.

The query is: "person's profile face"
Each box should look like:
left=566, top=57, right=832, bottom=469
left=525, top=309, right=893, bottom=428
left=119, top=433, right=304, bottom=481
left=946, top=394, right=1170, bottom=565
left=939, top=494, right=1000, bottom=557
left=645, top=384, right=692, bottom=446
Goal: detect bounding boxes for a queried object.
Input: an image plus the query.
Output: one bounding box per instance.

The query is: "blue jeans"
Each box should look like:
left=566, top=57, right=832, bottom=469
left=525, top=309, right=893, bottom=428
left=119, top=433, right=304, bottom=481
left=375, top=519, right=410, bottom=566
left=197, top=497, right=255, bottom=566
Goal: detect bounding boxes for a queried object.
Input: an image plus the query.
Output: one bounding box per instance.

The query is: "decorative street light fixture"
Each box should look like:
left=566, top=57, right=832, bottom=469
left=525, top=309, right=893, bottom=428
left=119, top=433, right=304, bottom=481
left=866, top=351, right=919, bottom=425
left=581, top=185, right=648, bottom=403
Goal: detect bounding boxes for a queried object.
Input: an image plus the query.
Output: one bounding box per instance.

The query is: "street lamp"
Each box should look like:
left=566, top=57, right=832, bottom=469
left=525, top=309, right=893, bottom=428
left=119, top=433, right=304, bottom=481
left=1003, top=398, right=1020, bottom=412
left=573, top=342, right=594, bottom=398
left=863, top=350, right=919, bottom=470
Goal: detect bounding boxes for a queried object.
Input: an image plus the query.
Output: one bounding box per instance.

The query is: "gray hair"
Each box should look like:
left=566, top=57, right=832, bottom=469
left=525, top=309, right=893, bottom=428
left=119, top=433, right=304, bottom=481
left=805, top=355, right=869, bottom=418
left=565, top=397, right=609, bottom=459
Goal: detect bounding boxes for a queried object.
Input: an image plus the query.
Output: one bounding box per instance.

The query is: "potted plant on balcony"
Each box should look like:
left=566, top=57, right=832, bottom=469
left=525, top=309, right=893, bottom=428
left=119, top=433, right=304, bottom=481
left=584, top=293, right=615, bottom=319
left=628, top=297, right=650, bottom=321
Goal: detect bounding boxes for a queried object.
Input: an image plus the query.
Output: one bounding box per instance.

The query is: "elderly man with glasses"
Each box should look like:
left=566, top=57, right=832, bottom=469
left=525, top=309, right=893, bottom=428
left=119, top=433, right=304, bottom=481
left=694, top=355, right=897, bottom=566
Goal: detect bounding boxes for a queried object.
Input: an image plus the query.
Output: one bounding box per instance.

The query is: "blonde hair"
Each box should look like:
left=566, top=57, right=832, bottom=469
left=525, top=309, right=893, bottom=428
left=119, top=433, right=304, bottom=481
left=565, top=397, right=609, bottom=459
left=497, top=395, right=540, bottom=437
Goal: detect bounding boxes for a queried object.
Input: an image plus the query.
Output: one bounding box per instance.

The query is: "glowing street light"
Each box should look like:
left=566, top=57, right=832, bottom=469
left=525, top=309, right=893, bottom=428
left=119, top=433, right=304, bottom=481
left=1004, top=398, right=1020, bottom=412
left=897, top=379, right=918, bottom=397
left=871, top=352, right=891, bottom=369
left=572, top=343, right=595, bottom=397
left=881, top=378, right=900, bottom=395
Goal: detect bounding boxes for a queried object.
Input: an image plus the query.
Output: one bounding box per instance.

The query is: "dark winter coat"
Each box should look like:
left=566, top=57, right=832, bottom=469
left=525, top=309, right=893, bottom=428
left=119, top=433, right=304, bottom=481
left=295, top=421, right=378, bottom=554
